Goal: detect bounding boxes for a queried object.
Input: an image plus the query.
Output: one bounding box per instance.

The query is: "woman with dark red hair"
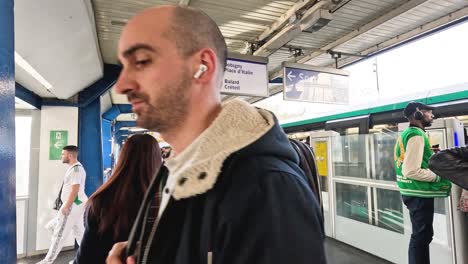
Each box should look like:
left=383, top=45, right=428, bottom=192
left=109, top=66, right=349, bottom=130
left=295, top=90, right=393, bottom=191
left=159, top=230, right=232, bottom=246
left=74, top=134, right=162, bottom=263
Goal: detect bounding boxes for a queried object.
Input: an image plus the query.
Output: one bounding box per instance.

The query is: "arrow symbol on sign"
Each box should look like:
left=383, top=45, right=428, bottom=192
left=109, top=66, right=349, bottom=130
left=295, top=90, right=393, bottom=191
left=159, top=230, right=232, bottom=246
left=54, top=141, right=62, bottom=149
left=287, top=71, right=296, bottom=82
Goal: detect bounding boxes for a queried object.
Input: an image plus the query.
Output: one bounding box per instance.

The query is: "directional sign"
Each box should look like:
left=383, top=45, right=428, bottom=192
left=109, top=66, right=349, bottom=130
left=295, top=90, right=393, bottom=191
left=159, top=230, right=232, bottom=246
left=282, top=62, right=349, bottom=104
left=221, top=53, right=269, bottom=97
left=49, top=130, right=68, bottom=160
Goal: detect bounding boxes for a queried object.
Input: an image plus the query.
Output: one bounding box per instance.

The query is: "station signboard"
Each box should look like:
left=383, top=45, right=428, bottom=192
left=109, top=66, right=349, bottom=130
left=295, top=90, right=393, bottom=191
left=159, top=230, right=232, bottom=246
left=221, top=53, right=269, bottom=97
left=282, top=62, right=349, bottom=104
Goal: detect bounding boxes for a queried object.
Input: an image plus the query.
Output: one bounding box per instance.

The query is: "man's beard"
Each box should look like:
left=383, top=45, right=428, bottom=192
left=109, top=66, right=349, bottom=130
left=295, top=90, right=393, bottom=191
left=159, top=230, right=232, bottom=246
left=422, top=119, right=433, bottom=127
left=130, top=70, right=191, bottom=132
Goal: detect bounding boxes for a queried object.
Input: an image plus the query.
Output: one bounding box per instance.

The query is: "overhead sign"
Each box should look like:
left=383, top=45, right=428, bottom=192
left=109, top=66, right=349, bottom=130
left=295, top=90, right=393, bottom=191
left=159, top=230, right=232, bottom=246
left=221, top=53, right=269, bottom=97
left=49, top=130, right=68, bottom=160
left=282, top=62, right=349, bottom=104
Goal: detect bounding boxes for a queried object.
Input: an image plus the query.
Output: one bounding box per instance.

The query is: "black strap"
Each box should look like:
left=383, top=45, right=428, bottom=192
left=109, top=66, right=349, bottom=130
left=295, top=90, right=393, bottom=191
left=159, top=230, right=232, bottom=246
left=57, top=182, right=64, bottom=198
left=126, top=166, right=168, bottom=260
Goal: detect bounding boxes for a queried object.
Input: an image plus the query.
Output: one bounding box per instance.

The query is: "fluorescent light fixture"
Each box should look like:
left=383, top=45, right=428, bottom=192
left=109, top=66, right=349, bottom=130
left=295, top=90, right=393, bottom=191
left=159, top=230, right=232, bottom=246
left=15, top=51, right=53, bottom=90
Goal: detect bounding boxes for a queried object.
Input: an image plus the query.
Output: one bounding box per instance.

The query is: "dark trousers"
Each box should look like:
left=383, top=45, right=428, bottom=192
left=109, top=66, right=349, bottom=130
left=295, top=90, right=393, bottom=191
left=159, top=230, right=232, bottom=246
left=402, top=195, right=434, bottom=264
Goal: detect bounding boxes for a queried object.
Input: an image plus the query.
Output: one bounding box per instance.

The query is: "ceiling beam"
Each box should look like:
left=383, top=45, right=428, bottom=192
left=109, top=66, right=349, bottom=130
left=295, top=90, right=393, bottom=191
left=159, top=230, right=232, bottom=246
left=78, top=64, right=121, bottom=108
left=15, top=83, right=42, bottom=109
left=256, top=0, right=320, bottom=42
left=268, top=0, right=430, bottom=80
left=295, top=0, right=429, bottom=64
left=254, top=1, right=330, bottom=57
left=179, top=0, right=191, bottom=6
left=334, top=6, right=468, bottom=68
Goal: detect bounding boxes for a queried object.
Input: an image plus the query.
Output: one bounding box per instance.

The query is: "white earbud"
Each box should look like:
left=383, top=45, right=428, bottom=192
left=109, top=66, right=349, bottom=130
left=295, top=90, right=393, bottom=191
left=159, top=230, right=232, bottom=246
left=193, top=64, right=208, bottom=79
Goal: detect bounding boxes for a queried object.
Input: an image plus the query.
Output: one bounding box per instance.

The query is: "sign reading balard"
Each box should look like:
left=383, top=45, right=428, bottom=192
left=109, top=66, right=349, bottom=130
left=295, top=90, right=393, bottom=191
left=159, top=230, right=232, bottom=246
left=221, top=53, right=269, bottom=97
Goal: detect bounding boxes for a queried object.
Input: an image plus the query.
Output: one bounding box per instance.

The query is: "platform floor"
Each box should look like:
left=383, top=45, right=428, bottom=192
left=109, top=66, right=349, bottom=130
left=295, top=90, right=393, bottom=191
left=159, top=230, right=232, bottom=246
left=17, top=238, right=393, bottom=264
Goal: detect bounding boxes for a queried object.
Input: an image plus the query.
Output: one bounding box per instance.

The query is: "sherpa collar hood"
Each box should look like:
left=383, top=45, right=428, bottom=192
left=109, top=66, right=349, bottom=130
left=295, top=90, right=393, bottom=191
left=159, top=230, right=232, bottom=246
left=165, top=99, right=298, bottom=199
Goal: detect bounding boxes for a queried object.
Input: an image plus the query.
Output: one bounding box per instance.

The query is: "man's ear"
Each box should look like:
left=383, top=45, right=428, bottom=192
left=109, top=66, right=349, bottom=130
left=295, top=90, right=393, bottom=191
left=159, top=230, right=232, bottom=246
left=192, top=48, right=217, bottom=84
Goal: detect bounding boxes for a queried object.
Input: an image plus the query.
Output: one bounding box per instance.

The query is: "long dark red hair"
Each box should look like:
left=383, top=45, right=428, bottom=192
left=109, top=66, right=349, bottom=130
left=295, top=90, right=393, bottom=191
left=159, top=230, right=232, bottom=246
left=87, top=134, right=162, bottom=240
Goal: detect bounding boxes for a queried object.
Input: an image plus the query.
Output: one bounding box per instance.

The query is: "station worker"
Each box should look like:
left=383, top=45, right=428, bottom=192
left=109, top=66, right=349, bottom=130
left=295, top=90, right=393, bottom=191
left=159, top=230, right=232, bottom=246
left=394, top=102, right=451, bottom=264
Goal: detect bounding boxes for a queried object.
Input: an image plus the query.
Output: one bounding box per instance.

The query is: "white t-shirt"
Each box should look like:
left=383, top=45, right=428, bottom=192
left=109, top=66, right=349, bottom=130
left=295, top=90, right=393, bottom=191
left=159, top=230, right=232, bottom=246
left=61, top=162, right=88, bottom=204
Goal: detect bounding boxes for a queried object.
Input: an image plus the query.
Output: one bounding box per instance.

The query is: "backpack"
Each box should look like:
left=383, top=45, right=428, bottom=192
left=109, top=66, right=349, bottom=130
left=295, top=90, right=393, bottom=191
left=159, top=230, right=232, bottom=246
left=289, top=138, right=323, bottom=214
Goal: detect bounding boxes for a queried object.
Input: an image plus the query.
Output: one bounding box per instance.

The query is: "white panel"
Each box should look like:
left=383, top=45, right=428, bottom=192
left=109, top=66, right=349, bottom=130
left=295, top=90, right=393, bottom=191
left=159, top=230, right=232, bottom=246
left=15, top=0, right=103, bottom=99
left=116, top=113, right=136, bottom=121
left=36, top=107, right=79, bottom=251
left=100, top=91, right=113, bottom=115
left=16, top=199, right=27, bottom=255
left=335, top=214, right=452, bottom=264
left=110, top=88, right=130, bottom=104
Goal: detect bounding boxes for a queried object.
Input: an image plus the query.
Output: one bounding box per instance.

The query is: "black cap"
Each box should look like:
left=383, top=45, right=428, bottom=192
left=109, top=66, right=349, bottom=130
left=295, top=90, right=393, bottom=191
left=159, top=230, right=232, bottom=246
left=403, top=102, right=435, bottom=118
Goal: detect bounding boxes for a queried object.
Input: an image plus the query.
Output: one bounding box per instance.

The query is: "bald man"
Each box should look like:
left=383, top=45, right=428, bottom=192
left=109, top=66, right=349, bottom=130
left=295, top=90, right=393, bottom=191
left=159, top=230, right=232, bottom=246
left=107, top=6, right=325, bottom=264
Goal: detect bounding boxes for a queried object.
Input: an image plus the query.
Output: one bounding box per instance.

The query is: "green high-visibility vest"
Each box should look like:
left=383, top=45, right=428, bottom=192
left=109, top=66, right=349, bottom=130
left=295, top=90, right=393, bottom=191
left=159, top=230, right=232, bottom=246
left=394, top=127, right=451, bottom=197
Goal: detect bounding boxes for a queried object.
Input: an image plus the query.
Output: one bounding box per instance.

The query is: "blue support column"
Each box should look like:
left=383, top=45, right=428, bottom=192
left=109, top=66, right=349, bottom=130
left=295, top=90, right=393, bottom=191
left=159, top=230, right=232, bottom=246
left=0, top=0, right=17, bottom=262
left=101, top=119, right=112, bottom=172
left=78, top=98, right=103, bottom=195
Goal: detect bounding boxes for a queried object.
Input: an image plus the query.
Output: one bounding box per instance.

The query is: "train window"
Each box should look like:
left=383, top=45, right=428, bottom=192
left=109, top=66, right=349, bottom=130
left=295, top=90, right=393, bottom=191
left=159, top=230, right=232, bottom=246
left=372, top=133, right=397, bottom=182
left=375, top=188, right=404, bottom=234
left=332, top=134, right=368, bottom=179
left=336, top=183, right=369, bottom=224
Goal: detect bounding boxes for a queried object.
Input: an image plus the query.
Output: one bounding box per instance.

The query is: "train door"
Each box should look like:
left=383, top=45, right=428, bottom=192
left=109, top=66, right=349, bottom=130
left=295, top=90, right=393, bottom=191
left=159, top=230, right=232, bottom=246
left=309, top=131, right=339, bottom=238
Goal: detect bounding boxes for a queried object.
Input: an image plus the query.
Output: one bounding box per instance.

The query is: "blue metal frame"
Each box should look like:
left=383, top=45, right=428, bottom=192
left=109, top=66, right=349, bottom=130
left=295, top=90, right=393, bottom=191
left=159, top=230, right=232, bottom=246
left=15, top=82, right=42, bottom=109
left=0, top=0, right=17, bottom=261
left=41, top=99, right=79, bottom=107
left=101, top=119, right=112, bottom=174
left=102, top=104, right=132, bottom=121
left=114, top=130, right=130, bottom=139
left=79, top=64, right=121, bottom=108
left=78, top=98, right=103, bottom=195
left=114, top=121, right=137, bottom=132
left=75, top=64, right=121, bottom=194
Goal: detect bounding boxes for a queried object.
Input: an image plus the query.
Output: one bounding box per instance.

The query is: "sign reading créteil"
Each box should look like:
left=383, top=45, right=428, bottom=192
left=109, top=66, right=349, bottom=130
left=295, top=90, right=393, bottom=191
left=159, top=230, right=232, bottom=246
left=221, top=53, right=269, bottom=97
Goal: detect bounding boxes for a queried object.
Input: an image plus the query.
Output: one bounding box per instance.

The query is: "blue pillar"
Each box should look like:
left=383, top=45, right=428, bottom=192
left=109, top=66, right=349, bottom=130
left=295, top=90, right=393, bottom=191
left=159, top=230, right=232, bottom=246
left=78, top=98, right=103, bottom=195
left=0, top=0, right=17, bottom=262
left=101, top=119, right=112, bottom=172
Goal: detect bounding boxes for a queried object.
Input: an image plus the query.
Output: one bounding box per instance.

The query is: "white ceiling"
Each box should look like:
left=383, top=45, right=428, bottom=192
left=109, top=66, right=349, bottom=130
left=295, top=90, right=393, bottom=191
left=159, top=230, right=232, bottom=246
left=14, top=0, right=103, bottom=99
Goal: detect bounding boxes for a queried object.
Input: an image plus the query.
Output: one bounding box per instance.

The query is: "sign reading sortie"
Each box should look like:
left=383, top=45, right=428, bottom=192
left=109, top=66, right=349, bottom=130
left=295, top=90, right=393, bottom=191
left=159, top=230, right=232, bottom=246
left=282, top=62, right=349, bottom=104
left=221, top=53, right=269, bottom=97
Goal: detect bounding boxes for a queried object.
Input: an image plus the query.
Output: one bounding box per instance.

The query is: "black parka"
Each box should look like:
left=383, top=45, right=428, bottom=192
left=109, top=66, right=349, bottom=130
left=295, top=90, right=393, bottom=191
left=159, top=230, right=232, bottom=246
left=127, top=114, right=326, bottom=264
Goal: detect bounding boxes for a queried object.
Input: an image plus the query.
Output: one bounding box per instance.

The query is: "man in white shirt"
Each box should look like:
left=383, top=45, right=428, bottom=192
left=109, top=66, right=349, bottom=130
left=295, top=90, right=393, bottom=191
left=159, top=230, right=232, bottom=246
left=37, top=145, right=88, bottom=264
